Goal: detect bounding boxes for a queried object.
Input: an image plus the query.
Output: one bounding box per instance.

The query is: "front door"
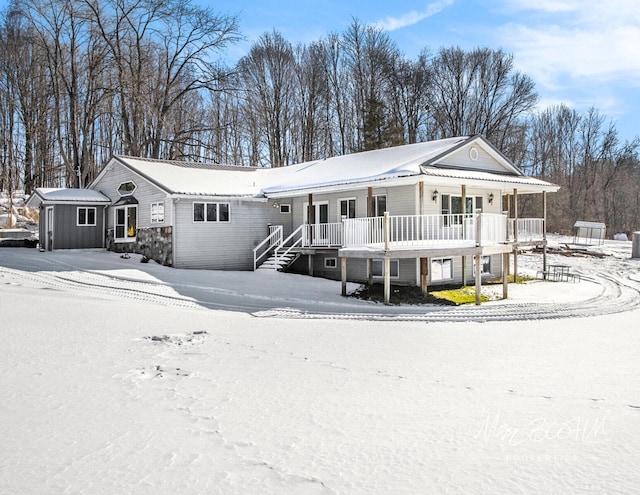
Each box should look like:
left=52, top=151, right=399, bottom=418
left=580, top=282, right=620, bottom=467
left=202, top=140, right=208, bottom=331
left=45, top=206, right=54, bottom=251
left=303, top=202, right=329, bottom=245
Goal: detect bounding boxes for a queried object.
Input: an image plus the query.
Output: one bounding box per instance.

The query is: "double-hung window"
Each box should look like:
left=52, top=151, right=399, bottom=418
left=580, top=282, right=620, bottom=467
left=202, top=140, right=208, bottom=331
left=193, top=202, right=230, bottom=222
left=150, top=202, right=164, bottom=223
left=372, top=195, right=387, bottom=217
left=77, top=207, right=96, bottom=226
left=339, top=198, right=356, bottom=220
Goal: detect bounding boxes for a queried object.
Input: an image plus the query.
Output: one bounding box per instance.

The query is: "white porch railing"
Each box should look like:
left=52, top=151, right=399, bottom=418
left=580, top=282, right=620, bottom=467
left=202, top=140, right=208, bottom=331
left=343, top=214, right=479, bottom=248
left=480, top=213, right=508, bottom=246
left=508, top=218, right=545, bottom=242
left=303, top=222, right=343, bottom=247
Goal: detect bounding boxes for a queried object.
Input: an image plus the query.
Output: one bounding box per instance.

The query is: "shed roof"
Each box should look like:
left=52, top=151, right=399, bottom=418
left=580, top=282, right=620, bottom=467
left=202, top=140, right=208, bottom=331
left=26, top=188, right=111, bottom=208
left=574, top=221, right=606, bottom=229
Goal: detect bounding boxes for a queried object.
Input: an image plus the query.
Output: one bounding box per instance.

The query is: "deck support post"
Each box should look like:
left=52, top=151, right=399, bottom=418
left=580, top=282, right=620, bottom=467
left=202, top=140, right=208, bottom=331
left=367, top=187, right=374, bottom=288
left=542, top=191, right=547, bottom=274
left=474, top=253, right=482, bottom=305
left=513, top=188, right=519, bottom=283
left=461, top=185, right=467, bottom=286
left=420, top=257, right=429, bottom=297
left=383, top=211, right=391, bottom=304
left=341, top=257, right=347, bottom=296
left=308, top=254, right=314, bottom=276
left=502, top=252, right=509, bottom=299
left=384, top=257, right=391, bottom=305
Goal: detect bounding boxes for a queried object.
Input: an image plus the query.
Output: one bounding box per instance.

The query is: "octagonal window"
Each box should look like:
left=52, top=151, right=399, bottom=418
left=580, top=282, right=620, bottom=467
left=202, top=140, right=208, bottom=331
left=117, top=181, right=137, bottom=196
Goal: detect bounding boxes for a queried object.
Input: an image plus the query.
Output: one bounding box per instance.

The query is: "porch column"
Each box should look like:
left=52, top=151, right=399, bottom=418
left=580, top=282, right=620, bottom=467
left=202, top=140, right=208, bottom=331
left=384, top=257, right=391, bottom=304
left=341, top=257, right=348, bottom=296
left=474, top=253, right=482, bottom=305
left=308, top=193, right=314, bottom=276
left=502, top=252, right=509, bottom=299
left=513, top=188, right=519, bottom=283
left=461, top=185, right=467, bottom=286
left=367, top=187, right=373, bottom=287
left=542, top=191, right=548, bottom=274
left=421, top=257, right=429, bottom=297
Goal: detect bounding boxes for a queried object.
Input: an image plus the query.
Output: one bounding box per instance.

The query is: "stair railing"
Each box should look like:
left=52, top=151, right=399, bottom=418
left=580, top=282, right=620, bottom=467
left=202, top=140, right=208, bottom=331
left=253, top=225, right=283, bottom=270
left=274, top=224, right=305, bottom=270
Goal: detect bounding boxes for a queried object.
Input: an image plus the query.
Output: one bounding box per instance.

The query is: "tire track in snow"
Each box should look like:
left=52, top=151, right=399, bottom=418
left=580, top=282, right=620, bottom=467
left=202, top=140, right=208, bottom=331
left=2, top=262, right=640, bottom=322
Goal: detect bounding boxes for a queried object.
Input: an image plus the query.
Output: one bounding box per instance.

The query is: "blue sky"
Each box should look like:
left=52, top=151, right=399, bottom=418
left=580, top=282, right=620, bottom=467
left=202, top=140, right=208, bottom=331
left=207, top=0, right=640, bottom=143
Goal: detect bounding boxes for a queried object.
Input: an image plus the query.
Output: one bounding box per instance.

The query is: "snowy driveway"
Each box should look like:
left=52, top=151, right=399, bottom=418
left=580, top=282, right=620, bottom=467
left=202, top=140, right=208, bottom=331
left=1, top=242, right=640, bottom=321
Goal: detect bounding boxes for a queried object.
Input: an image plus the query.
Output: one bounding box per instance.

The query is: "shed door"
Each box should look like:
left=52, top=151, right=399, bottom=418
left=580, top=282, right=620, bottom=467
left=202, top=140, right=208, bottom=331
left=45, top=206, right=54, bottom=251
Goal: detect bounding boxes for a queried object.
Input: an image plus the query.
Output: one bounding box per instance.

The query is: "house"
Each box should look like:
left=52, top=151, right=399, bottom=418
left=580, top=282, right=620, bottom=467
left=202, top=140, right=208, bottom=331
left=29, top=136, right=559, bottom=302
left=25, top=188, right=111, bottom=251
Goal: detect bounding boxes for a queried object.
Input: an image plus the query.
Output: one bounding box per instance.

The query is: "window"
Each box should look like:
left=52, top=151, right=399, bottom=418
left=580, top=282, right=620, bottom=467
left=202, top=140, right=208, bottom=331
left=115, top=205, right=137, bottom=240
left=193, top=202, right=230, bottom=222
left=372, top=195, right=387, bottom=217
left=441, top=195, right=483, bottom=226
left=371, top=259, right=399, bottom=278
left=324, top=257, right=337, bottom=269
left=339, top=198, right=356, bottom=220
left=117, top=181, right=137, bottom=196
left=77, top=207, right=96, bottom=226
left=431, top=258, right=453, bottom=281
left=150, top=202, right=164, bottom=223
left=279, top=204, right=291, bottom=214
left=473, top=256, right=492, bottom=277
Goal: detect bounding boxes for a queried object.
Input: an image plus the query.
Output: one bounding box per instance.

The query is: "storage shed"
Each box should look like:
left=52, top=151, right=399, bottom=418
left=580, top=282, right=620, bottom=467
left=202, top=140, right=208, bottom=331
left=26, top=188, right=111, bottom=251
left=573, top=221, right=606, bottom=245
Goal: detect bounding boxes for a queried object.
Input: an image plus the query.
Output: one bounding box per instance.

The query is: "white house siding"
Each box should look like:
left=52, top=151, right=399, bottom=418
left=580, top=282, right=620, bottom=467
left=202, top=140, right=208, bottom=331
left=173, top=198, right=273, bottom=270
left=288, top=184, right=419, bottom=226
left=439, top=142, right=506, bottom=174
left=91, top=161, right=172, bottom=229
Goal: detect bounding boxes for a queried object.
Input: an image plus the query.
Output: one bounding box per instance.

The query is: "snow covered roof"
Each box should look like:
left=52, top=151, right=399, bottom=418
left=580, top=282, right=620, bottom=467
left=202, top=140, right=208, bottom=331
left=26, top=188, right=111, bottom=207
left=97, top=136, right=558, bottom=198
left=111, top=156, right=261, bottom=197
left=420, top=166, right=560, bottom=194
left=259, top=136, right=472, bottom=195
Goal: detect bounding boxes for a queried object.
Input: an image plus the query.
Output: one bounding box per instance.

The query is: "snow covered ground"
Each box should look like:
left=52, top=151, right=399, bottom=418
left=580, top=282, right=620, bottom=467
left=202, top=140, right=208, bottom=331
left=1, top=239, right=640, bottom=494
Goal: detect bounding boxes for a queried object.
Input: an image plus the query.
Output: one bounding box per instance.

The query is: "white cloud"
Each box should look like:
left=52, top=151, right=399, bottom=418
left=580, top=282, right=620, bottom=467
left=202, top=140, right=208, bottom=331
left=494, top=1, right=640, bottom=87
left=375, top=0, right=454, bottom=31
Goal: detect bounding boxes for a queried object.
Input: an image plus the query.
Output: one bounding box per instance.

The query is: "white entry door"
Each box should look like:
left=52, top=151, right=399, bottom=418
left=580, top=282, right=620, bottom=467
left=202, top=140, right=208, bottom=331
left=303, top=202, right=329, bottom=245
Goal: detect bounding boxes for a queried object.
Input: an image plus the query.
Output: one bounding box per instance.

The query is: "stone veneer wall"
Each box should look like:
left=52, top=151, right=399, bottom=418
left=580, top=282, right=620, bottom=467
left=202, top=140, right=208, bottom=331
left=106, top=227, right=173, bottom=266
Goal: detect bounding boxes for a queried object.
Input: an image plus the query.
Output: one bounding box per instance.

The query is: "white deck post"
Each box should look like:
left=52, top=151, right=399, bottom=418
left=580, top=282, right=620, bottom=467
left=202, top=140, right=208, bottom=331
left=462, top=185, right=467, bottom=286
left=513, top=188, right=519, bottom=283
left=384, top=257, right=391, bottom=304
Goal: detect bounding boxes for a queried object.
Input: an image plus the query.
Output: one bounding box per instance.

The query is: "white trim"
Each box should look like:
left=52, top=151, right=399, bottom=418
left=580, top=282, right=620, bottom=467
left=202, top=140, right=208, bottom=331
left=114, top=204, right=138, bottom=242
left=430, top=258, right=453, bottom=282
left=76, top=206, right=97, bottom=226
left=117, top=180, right=137, bottom=197
left=150, top=201, right=165, bottom=223
left=337, top=197, right=356, bottom=221
left=192, top=201, right=231, bottom=223
left=279, top=204, right=291, bottom=214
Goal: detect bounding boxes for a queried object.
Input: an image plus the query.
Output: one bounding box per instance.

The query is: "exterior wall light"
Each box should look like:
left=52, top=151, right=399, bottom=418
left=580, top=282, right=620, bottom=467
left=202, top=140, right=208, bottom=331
left=488, top=193, right=494, bottom=204
left=272, top=202, right=280, bottom=208
left=432, top=189, right=439, bottom=202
